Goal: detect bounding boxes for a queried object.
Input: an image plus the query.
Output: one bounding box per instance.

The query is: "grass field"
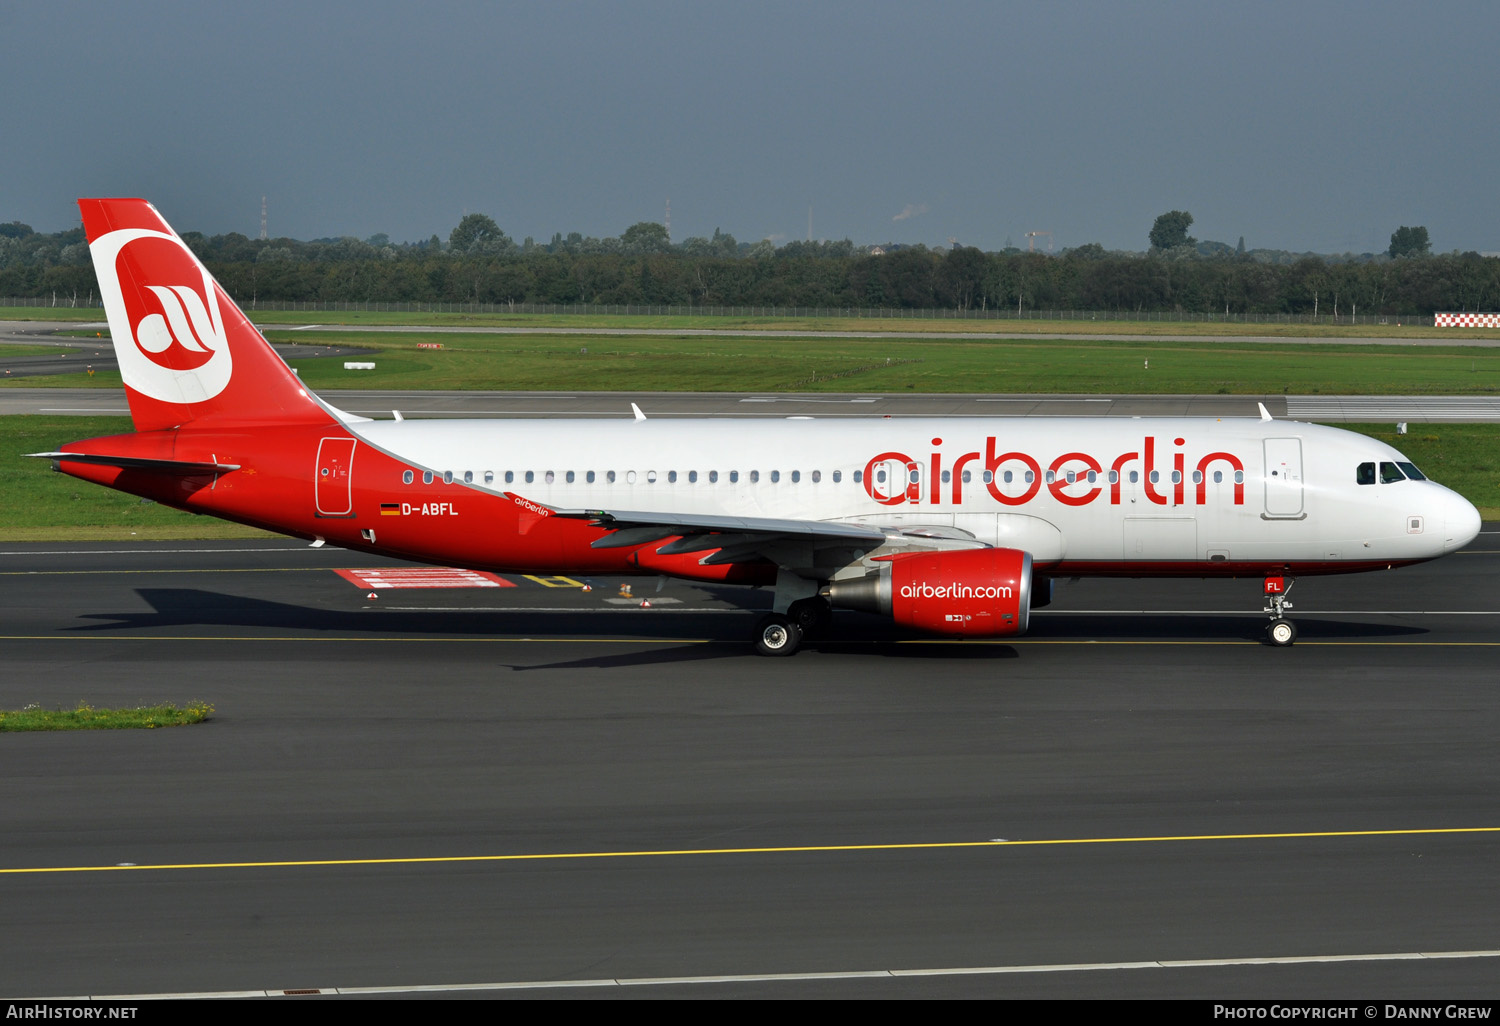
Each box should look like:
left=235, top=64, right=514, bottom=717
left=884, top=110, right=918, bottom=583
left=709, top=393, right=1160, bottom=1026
left=5, top=415, right=1497, bottom=540
left=0, top=701, right=213, bottom=731
left=9, top=330, right=1500, bottom=395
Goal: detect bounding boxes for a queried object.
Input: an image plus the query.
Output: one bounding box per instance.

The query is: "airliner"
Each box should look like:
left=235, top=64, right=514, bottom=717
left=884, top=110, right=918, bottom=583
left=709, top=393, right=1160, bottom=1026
left=32, top=199, right=1483, bottom=655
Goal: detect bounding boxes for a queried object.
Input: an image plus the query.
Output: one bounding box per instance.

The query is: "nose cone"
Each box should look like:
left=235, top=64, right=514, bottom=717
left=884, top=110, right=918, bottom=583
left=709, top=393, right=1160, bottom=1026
left=1442, top=488, right=1482, bottom=552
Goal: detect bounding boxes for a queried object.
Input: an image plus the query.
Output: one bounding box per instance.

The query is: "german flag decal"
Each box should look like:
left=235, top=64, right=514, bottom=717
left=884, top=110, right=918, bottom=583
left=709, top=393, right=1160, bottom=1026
left=380, top=503, right=402, bottom=516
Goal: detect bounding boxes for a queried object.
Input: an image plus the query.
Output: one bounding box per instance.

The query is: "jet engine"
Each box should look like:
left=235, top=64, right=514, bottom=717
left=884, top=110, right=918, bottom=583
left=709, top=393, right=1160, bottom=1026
left=823, top=547, right=1033, bottom=637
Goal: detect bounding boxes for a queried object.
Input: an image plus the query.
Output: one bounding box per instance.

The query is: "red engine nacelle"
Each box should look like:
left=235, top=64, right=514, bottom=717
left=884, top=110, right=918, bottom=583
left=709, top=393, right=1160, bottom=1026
left=824, top=547, right=1033, bottom=637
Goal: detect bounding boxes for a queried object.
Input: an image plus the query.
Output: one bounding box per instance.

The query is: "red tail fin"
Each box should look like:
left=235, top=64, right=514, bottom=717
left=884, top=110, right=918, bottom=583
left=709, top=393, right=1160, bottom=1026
left=80, top=198, right=334, bottom=432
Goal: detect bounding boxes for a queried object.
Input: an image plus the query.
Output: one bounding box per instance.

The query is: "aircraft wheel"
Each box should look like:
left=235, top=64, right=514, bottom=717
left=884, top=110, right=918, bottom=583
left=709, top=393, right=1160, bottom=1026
left=754, top=614, right=802, bottom=656
left=788, top=597, right=833, bottom=634
left=1266, top=618, right=1297, bottom=647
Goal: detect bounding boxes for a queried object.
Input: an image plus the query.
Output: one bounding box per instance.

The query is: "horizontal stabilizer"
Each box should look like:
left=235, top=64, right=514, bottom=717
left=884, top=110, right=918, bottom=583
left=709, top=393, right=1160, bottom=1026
left=26, top=452, right=241, bottom=475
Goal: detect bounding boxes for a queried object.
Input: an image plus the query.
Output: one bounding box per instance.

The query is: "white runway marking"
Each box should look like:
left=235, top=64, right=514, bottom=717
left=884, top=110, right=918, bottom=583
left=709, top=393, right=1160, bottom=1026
left=63, top=947, right=1500, bottom=999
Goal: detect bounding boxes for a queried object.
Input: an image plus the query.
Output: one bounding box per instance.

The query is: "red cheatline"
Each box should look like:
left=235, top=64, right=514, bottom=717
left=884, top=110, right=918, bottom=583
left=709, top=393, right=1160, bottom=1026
left=334, top=568, right=515, bottom=589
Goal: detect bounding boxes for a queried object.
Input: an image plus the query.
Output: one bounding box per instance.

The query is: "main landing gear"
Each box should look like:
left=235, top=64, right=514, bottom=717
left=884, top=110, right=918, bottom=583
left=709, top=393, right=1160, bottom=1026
left=1263, top=575, right=1297, bottom=647
left=753, top=597, right=832, bottom=657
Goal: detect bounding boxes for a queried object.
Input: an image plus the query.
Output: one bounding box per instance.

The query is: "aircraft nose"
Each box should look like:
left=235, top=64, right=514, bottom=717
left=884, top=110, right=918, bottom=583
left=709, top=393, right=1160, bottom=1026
left=1443, top=489, right=1482, bottom=552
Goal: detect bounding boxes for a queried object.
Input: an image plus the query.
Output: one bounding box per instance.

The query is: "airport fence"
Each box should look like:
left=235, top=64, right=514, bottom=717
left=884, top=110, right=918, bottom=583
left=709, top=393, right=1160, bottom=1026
left=0, top=296, right=1440, bottom=327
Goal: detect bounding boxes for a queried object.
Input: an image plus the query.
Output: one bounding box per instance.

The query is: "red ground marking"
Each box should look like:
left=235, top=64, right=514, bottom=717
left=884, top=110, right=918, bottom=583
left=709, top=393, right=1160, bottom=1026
left=334, top=568, right=515, bottom=589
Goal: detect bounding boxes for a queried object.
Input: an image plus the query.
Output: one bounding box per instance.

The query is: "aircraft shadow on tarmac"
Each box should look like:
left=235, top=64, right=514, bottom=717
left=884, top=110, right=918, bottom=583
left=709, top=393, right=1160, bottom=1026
left=63, top=588, right=1430, bottom=667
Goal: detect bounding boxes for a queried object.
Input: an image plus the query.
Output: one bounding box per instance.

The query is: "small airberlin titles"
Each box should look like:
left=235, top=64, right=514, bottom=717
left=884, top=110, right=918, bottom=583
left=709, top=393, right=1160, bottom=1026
left=862, top=435, right=1246, bottom=507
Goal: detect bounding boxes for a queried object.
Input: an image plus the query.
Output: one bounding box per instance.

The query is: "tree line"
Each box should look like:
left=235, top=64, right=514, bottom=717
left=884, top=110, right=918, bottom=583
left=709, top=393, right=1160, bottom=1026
left=3, top=214, right=1496, bottom=317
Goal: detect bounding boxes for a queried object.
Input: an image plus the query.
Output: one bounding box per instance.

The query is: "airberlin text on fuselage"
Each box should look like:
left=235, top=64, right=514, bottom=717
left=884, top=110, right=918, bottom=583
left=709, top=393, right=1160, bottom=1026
left=864, top=435, right=1247, bottom=508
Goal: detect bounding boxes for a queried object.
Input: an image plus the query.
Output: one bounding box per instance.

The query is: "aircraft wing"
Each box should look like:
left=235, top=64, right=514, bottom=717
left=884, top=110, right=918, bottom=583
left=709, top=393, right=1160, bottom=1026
left=548, top=504, right=969, bottom=577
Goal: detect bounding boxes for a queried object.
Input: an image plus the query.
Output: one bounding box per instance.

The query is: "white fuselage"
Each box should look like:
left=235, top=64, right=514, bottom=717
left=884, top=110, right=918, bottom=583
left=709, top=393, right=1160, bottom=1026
left=353, top=415, right=1480, bottom=572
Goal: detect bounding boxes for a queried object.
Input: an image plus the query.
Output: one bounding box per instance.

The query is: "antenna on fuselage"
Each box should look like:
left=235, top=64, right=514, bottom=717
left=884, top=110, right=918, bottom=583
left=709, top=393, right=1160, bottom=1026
left=631, top=403, right=647, bottom=421
left=1258, top=402, right=1273, bottom=421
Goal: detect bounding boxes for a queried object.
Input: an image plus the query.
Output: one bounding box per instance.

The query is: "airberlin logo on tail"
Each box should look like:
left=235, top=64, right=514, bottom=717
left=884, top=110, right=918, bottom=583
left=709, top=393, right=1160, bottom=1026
left=90, top=228, right=233, bottom=404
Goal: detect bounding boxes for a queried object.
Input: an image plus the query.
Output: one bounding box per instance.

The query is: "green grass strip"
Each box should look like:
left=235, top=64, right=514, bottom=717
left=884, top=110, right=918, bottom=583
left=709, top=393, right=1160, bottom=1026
left=0, top=701, right=213, bottom=731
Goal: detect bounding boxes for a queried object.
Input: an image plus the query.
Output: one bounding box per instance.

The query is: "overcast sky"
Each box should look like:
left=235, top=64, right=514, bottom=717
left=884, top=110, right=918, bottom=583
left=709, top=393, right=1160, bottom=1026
left=5, top=1, right=1496, bottom=254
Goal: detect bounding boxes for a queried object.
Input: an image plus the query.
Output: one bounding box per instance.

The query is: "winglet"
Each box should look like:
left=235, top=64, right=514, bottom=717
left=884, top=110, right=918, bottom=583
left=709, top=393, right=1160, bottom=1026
left=631, top=403, right=647, bottom=421
left=1258, top=402, right=1273, bottom=421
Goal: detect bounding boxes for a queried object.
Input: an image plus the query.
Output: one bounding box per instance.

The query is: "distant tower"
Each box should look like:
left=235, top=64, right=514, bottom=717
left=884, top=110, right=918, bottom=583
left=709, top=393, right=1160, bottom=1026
left=808, top=204, right=813, bottom=242
left=259, top=196, right=267, bottom=240
left=664, top=197, right=671, bottom=243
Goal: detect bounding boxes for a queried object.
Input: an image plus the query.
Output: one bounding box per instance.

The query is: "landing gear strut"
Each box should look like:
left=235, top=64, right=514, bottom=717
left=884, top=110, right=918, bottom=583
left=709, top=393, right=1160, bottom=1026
left=1263, top=575, right=1297, bottom=646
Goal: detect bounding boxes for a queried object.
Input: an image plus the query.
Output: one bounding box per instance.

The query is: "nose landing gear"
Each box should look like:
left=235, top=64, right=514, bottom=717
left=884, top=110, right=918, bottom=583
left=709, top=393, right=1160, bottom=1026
left=1264, top=575, right=1297, bottom=646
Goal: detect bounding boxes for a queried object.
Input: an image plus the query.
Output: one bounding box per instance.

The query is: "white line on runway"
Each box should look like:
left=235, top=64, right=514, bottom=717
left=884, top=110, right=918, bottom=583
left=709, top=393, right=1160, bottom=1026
left=379, top=606, right=739, bottom=613
left=1039, top=609, right=1500, bottom=616
left=977, top=397, right=1112, bottom=402
left=740, top=397, right=878, bottom=403
left=64, top=947, right=1500, bottom=999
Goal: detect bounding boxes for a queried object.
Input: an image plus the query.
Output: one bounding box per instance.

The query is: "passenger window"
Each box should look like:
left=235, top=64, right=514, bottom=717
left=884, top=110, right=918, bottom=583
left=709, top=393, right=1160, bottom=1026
left=463, top=470, right=473, bottom=484
left=1171, top=471, right=1182, bottom=484
left=1108, top=470, right=1118, bottom=484
left=422, top=471, right=433, bottom=485
left=983, top=470, right=993, bottom=484
left=749, top=470, right=760, bottom=483
left=709, top=470, right=719, bottom=483
left=1024, top=471, right=1034, bottom=484
left=1087, top=471, right=1097, bottom=484
left=811, top=470, right=821, bottom=483
left=586, top=470, right=596, bottom=483
left=1380, top=461, right=1404, bottom=484
left=1149, top=471, right=1160, bottom=483
left=1234, top=471, right=1244, bottom=483
left=1357, top=462, right=1376, bottom=485
left=443, top=471, right=454, bottom=484
left=566, top=471, right=575, bottom=483
left=525, top=471, right=534, bottom=484
left=627, top=470, right=638, bottom=484
left=688, top=470, right=697, bottom=483
left=962, top=470, right=972, bottom=484
left=792, top=470, right=801, bottom=483
left=402, top=470, right=413, bottom=484
left=730, top=471, right=740, bottom=483
left=646, top=470, right=656, bottom=483
left=1129, top=471, right=1139, bottom=484
left=504, top=471, right=514, bottom=484
left=1003, top=470, right=1013, bottom=484
left=852, top=470, right=861, bottom=484
left=607, top=470, right=616, bottom=483
left=1213, top=471, right=1223, bottom=484
left=483, top=471, right=494, bottom=485
left=770, top=470, right=780, bottom=483
left=832, top=470, right=841, bottom=483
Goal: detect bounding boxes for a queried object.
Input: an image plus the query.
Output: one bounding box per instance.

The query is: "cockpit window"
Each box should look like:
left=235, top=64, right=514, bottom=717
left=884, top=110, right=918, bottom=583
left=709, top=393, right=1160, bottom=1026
left=1380, top=461, right=1405, bottom=484
left=1397, top=461, right=1427, bottom=481
left=1356, top=462, right=1375, bottom=486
